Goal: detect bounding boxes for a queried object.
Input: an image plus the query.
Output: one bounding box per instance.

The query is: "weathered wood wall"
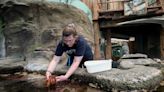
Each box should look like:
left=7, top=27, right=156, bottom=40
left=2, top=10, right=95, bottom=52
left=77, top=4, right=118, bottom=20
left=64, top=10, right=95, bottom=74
left=160, top=29, right=164, bottom=59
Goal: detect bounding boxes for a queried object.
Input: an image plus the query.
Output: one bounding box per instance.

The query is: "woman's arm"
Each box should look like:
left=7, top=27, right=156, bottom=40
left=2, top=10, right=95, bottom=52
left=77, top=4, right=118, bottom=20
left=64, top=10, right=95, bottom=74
left=56, top=56, right=83, bottom=82
left=46, top=55, right=61, bottom=80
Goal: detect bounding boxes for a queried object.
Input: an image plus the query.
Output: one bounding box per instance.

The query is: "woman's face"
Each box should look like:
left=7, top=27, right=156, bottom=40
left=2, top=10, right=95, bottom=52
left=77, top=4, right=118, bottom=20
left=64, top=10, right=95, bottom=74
left=63, top=35, right=76, bottom=47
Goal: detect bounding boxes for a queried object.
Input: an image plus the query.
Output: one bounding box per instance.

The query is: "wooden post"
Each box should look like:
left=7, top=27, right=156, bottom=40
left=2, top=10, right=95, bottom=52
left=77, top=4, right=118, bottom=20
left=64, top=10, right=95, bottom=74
left=93, top=20, right=101, bottom=59
left=92, top=0, right=101, bottom=59
left=160, top=29, right=164, bottom=59
left=104, top=30, right=112, bottom=59
left=93, top=0, right=100, bottom=20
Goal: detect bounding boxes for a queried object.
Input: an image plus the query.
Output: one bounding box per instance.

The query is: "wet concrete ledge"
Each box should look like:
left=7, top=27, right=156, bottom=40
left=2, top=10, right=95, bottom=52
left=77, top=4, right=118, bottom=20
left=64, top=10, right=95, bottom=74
left=47, top=65, right=164, bottom=91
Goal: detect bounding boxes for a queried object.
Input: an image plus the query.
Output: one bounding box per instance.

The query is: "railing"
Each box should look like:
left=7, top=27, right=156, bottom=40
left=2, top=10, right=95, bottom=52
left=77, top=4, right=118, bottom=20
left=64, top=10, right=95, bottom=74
left=98, top=0, right=125, bottom=11
left=81, top=0, right=163, bottom=18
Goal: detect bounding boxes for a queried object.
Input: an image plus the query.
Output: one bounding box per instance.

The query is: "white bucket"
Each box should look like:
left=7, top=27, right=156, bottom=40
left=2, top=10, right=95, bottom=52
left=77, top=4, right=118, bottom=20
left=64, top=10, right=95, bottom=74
left=84, top=59, right=112, bottom=73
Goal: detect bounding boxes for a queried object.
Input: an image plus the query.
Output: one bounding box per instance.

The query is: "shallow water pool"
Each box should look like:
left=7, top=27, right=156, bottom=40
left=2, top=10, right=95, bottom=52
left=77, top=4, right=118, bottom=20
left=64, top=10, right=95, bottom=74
left=0, top=73, right=104, bottom=92
left=0, top=73, right=164, bottom=92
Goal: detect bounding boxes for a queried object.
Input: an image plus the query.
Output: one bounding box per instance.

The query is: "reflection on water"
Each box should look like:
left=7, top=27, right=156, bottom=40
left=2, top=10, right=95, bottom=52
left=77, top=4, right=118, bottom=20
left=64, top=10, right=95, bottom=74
left=0, top=74, right=103, bottom=92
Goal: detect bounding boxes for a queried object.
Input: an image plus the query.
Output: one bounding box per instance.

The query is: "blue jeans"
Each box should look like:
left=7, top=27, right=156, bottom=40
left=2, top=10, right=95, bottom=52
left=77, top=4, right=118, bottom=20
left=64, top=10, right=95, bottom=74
left=67, top=56, right=73, bottom=66
left=66, top=55, right=93, bottom=68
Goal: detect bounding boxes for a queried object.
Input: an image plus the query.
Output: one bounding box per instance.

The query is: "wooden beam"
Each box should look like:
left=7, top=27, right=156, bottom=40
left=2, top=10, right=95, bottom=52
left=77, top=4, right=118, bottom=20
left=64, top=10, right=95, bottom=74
left=160, top=29, right=164, bottom=60
left=104, top=30, right=112, bottom=59
left=93, top=20, right=101, bottom=60
left=99, top=9, right=124, bottom=13
left=98, top=11, right=164, bottom=23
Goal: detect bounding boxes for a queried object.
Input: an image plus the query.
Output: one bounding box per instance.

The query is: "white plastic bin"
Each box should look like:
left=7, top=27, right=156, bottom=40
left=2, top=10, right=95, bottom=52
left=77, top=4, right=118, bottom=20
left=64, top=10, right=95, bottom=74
left=84, top=59, right=112, bottom=73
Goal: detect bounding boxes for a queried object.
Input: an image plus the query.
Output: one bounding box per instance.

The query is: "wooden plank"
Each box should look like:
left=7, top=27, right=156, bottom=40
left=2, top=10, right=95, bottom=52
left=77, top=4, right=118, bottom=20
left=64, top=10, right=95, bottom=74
left=99, top=0, right=129, bottom=3
left=108, top=0, right=124, bottom=11
left=100, top=0, right=108, bottom=10
left=99, top=9, right=124, bottom=13
left=160, top=29, right=164, bottom=59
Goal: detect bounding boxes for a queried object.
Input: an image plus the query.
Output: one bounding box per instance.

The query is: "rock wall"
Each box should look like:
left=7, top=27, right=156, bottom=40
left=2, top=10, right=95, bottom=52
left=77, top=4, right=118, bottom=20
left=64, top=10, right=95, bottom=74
left=0, top=0, right=94, bottom=60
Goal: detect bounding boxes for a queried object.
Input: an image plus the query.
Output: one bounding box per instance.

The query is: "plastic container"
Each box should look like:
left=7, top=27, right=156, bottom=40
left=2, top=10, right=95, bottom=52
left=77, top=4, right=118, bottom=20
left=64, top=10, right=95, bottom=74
left=84, top=59, right=112, bottom=73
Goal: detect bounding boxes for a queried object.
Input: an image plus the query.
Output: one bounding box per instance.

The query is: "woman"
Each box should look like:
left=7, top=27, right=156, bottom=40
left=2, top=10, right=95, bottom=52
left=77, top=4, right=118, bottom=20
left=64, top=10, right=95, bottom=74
left=46, top=23, right=93, bottom=83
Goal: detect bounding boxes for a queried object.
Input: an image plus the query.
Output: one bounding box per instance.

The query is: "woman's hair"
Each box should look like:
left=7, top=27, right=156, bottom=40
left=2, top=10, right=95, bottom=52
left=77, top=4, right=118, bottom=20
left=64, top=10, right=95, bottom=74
left=62, top=23, right=77, bottom=37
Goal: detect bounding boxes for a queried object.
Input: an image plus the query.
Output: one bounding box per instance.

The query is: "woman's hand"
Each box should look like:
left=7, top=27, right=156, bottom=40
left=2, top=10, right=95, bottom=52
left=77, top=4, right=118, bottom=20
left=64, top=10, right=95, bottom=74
left=46, top=71, right=52, bottom=80
left=56, top=75, right=68, bottom=82
left=46, top=71, right=56, bottom=87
